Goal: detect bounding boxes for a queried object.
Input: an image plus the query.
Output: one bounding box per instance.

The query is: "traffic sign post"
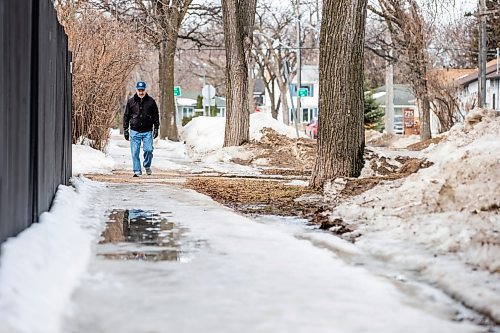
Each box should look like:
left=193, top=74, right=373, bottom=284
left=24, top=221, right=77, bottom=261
left=202, top=85, right=216, bottom=116
left=174, top=86, right=182, bottom=97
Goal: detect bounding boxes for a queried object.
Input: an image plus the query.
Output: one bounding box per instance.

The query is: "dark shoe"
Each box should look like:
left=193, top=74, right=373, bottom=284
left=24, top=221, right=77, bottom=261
left=146, top=168, right=152, bottom=175
left=133, top=173, right=140, bottom=178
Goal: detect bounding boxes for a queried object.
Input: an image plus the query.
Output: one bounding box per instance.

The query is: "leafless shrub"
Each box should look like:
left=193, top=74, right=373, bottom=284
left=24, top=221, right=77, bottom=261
left=56, top=3, right=141, bottom=151
left=427, top=72, right=464, bottom=132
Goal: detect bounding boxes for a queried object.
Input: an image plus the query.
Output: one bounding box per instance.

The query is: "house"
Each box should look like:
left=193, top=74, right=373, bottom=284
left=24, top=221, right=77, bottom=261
left=262, top=65, right=319, bottom=125
left=254, top=79, right=266, bottom=108
left=175, top=91, right=226, bottom=125
left=373, top=84, right=422, bottom=134
left=456, top=59, right=500, bottom=111
left=289, top=65, right=319, bottom=124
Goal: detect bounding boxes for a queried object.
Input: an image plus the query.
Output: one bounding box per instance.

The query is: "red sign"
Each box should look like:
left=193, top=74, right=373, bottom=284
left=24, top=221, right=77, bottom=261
left=403, top=108, right=419, bottom=135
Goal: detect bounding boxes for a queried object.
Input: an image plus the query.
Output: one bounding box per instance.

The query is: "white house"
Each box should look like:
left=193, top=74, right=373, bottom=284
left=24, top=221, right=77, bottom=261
left=263, top=65, right=319, bottom=125
left=457, top=59, right=500, bottom=111
left=175, top=91, right=226, bottom=125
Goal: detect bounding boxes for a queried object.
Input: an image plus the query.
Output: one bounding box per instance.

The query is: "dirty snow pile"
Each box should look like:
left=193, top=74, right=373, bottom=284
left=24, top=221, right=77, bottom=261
left=181, top=113, right=302, bottom=156
left=366, top=130, right=420, bottom=149
left=329, top=109, right=500, bottom=321
left=72, top=144, right=115, bottom=174
left=0, top=178, right=104, bottom=333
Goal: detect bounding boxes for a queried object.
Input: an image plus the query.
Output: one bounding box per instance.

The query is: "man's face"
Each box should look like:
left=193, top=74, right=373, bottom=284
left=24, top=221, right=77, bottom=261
left=137, top=89, right=146, bottom=98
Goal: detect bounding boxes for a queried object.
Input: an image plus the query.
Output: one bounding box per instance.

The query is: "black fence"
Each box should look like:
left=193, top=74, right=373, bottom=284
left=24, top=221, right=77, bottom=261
left=0, top=0, right=72, bottom=244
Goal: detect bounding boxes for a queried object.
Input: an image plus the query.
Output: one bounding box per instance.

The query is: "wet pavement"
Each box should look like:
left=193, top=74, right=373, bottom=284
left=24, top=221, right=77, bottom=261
left=98, top=209, right=205, bottom=262
left=62, top=182, right=497, bottom=333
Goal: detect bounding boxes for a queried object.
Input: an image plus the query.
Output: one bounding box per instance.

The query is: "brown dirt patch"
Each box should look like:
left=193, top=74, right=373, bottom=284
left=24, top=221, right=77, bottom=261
left=406, top=136, right=445, bottom=151
left=185, top=177, right=319, bottom=216
left=249, top=128, right=316, bottom=170
left=85, top=172, right=186, bottom=184
left=364, top=149, right=433, bottom=181
left=398, top=158, right=434, bottom=175
left=185, top=177, right=358, bottom=237
left=342, top=178, right=382, bottom=197
left=261, top=169, right=311, bottom=177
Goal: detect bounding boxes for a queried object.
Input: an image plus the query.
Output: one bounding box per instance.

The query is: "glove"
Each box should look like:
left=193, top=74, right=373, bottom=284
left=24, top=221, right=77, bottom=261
left=153, top=128, right=158, bottom=139
left=124, top=129, right=129, bottom=141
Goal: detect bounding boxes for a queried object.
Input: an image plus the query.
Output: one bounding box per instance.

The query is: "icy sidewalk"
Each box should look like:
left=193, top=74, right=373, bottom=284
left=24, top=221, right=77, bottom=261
left=61, top=183, right=484, bottom=333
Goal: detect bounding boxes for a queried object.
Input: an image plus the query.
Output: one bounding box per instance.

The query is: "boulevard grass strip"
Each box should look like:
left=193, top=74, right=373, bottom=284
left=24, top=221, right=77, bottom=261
left=185, top=177, right=318, bottom=216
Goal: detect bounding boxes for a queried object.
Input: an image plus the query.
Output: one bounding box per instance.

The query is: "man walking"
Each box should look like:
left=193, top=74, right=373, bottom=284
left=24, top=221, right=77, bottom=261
left=123, top=81, right=160, bottom=177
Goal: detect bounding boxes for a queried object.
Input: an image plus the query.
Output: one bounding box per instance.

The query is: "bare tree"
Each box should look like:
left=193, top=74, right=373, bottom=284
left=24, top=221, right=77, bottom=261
left=369, top=0, right=438, bottom=141
left=93, top=0, right=194, bottom=141
left=253, top=44, right=279, bottom=118
left=310, top=0, right=368, bottom=189
left=427, top=70, right=465, bottom=132
left=221, top=0, right=257, bottom=147
left=56, top=2, right=141, bottom=150
left=253, top=1, right=298, bottom=124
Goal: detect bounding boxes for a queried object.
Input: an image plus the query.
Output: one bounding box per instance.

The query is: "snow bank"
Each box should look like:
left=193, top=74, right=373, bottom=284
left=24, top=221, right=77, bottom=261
left=249, top=112, right=302, bottom=140
left=365, top=130, right=420, bottom=148
left=181, top=117, right=225, bottom=155
left=154, top=139, right=188, bottom=160
left=330, top=108, right=500, bottom=321
left=72, top=144, right=115, bottom=174
left=181, top=113, right=302, bottom=155
left=0, top=178, right=103, bottom=333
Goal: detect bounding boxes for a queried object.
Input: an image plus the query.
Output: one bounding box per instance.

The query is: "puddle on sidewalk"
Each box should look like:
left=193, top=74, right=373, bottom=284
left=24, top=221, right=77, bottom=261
left=97, top=209, right=205, bottom=262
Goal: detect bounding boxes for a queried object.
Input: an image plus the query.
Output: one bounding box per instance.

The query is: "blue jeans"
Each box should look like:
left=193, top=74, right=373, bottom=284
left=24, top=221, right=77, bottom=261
left=130, top=130, right=154, bottom=174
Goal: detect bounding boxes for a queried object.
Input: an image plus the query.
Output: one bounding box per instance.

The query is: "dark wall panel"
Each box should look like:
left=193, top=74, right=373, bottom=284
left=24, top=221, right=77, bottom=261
left=0, top=0, right=72, bottom=244
left=0, top=0, right=34, bottom=244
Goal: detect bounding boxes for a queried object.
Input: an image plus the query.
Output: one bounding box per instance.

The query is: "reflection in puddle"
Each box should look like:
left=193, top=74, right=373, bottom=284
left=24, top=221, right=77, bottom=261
left=98, top=209, right=204, bottom=262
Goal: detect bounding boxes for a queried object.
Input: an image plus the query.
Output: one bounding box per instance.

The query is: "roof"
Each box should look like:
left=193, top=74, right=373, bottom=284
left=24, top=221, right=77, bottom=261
left=457, top=59, right=500, bottom=86
left=176, top=97, right=197, bottom=107
left=430, top=68, right=476, bottom=85
left=373, top=84, right=416, bottom=107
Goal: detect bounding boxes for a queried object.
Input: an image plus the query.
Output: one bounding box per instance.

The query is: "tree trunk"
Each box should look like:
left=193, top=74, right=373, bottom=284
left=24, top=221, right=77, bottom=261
left=310, top=0, right=367, bottom=189
left=159, top=40, right=179, bottom=141
left=278, top=82, right=290, bottom=124
left=269, top=78, right=278, bottom=119
left=222, top=0, right=257, bottom=147
left=417, top=92, right=432, bottom=140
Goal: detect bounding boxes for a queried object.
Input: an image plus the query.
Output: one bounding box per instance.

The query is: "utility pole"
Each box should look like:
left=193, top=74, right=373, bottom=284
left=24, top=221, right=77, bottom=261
left=479, top=0, right=487, bottom=107
left=385, top=31, right=394, bottom=134
left=295, top=0, right=301, bottom=135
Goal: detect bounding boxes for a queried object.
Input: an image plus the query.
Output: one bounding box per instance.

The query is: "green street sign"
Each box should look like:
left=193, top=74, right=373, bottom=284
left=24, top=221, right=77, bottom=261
left=174, top=86, right=182, bottom=97
left=298, top=88, right=308, bottom=97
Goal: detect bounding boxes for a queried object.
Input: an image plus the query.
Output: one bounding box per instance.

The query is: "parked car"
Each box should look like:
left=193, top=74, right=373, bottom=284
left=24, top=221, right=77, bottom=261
left=305, top=119, right=318, bottom=139
left=394, top=115, right=404, bottom=134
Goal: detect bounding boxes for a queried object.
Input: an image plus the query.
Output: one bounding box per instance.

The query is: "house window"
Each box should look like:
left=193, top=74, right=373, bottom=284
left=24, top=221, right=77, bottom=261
left=493, top=93, right=496, bottom=110
left=290, top=84, right=314, bottom=97
left=182, top=107, right=194, bottom=117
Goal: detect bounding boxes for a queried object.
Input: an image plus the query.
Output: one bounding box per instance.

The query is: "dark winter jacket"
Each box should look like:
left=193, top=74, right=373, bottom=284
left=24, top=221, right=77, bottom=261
left=123, top=93, right=160, bottom=133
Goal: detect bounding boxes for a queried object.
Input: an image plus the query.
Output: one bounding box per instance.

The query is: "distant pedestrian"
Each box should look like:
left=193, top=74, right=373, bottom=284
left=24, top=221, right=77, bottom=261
left=123, top=81, right=160, bottom=177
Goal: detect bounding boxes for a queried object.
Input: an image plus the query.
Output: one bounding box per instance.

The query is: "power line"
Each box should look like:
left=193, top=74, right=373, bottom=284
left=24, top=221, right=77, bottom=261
left=176, top=47, right=321, bottom=51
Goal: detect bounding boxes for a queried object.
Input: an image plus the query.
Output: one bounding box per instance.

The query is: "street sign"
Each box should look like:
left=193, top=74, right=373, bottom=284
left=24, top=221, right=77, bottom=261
left=202, top=84, right=216, bottom=99
left=298, top=88, right=308, bottom=97
left=173, top=86, right=181, bottom=97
